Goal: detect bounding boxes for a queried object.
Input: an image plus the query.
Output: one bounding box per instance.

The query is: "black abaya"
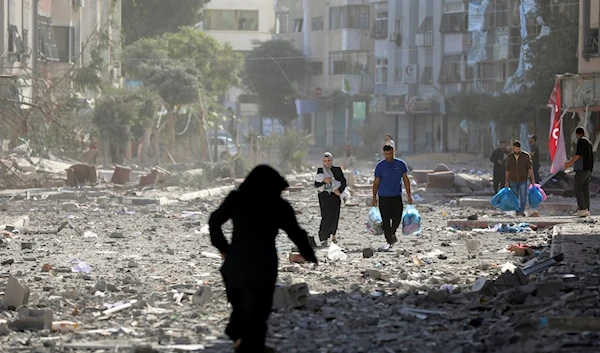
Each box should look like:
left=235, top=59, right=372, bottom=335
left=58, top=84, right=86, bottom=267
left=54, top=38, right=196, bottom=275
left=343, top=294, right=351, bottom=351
left=209, top=165, right=317, bottom=353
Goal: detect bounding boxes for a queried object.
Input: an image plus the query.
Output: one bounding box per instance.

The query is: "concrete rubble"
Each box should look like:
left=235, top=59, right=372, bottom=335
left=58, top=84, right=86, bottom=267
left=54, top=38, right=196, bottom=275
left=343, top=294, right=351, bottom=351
left=0, top=154, right=599, bottom=352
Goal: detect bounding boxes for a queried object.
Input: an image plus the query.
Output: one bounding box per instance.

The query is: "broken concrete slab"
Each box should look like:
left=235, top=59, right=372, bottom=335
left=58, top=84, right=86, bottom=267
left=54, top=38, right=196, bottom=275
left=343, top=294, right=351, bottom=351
left=447, top=217, right=573, bottom=230
left=177, top=186, right=235, bottom=201
left=2, top=277, right=30, bottom=309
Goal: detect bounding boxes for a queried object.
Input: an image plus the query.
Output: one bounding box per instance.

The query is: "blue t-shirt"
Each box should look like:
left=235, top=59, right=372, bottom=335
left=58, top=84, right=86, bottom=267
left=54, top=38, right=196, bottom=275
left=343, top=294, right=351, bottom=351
left=374, top=158, right=408, bottom=197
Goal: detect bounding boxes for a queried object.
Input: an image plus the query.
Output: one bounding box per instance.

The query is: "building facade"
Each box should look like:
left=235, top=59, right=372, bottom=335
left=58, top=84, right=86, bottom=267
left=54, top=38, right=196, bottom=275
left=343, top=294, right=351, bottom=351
left=199, top=0, right=276, bottom=136
left=275, top=0, right=376, bottom=147
left=0, top=0, right=121, bottom=100
left=274, top=0, right=579, bottom=153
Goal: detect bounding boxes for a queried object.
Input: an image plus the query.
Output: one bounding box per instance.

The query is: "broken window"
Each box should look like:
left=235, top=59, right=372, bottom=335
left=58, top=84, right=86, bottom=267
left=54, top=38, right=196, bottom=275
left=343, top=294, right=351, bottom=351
left=372, top=12, right=388, bottom=39
left=38, top=16, right=59, bottom=61
left=491, top=0, right=509, bottom=28
left=329, top=51, right=369, bottom=75
left=479, top=62, right=496, bottom=80
left=421, top=66, right=433, bottom=84
left=439, top=55, right=462, bottom=83
left=440, top=12, right=468, bottom=33
left=204, top=10, right=259, bottom=31
left=293, top=19, right=303, bottom=33
left=310, top=61, right=323, bottom=76
left=311, top=17, right=323, bottom=31
left=583, top=28, right=600, bottom=56
left=53, top=26, right=75, bottom=63
left=8, top=25, right=22, bottom=54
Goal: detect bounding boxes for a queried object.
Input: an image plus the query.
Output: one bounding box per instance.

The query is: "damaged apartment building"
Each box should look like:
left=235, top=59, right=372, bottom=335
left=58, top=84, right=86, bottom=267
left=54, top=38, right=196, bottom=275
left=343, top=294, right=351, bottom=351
left=0, top=0, right=121, bottom=148
left=277, top=0, right=578, bottom=153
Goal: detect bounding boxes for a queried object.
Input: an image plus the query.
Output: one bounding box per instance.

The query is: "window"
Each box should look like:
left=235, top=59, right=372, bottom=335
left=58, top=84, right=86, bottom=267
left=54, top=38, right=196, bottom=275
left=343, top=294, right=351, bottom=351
left=491, top=0, right=509, bottom=28
left=439, top=12, right=468, bottom=33
left=329, top=51, right=369, bottom=75
left=416, top=17, right=434, bottom=47
left=311, top=17, right=323, bottom=31
left=204, top=10, right=259, bottom=31
left=329, top=5, right=369, bottom=30
left=439, top=55, right=462, bottom=83
left=38, top=16, right=59, bottom=61
left=421, top=66, right=433, bottom=84
left=376, top=59, right=388, bottom=84
left=54, top=26, right=75, bottom=63
left=21, top=29, right=29, bottom=55
left=311, top=62, right=323, bottom=76
left=394, top=67, right=402, bottom=83
left=583, top=28, right=600, bottom=56
left=293, top=19, right=303, bottom=32
left=551, top=0, right=579, bottom=23
left=275, top=12, right=289, bottom=34
left=8, top=25, right=22, bottom=53
left=372, top=12, right=388, bottom=38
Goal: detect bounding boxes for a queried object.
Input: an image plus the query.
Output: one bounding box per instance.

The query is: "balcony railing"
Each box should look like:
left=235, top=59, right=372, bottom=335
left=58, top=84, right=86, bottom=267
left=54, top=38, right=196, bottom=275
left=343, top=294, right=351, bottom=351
left=336, top=74, right=375, bottom=95
left=416, top=32, right=433, bottom=47
left=464, top=80, right=505, bottom=94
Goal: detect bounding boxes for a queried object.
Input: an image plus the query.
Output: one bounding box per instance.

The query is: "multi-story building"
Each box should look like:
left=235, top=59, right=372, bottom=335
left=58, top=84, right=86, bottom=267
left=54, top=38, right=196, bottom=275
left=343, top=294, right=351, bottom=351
left=199, top=0, right=276, bottom=136
left=559, top=0, right=600, bottom=148
left=275, top=0, right=376, bottom=147
left=0, top=0, right=121, bottom=99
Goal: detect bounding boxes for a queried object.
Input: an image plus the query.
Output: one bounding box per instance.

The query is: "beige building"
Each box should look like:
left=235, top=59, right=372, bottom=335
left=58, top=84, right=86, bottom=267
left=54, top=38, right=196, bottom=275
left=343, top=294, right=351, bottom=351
left=0, top=0, right=121, bottom=104
left=275, top=0, right=375, bottom=147
left=199, top=0, right=275, bottom=135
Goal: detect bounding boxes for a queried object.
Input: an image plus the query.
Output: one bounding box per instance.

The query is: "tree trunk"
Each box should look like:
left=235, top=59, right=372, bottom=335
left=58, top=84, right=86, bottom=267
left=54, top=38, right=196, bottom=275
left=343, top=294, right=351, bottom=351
left=140, top=123, right=152, bottom=166
left=167, top=111, right=176, bottom=154
left=152, top=126, right=161, bottom=166
left=102, top=138, right=110, bottom=167
left=124, top=126, right=132, bottom=160
left=197, top=112, right=210, bottom=161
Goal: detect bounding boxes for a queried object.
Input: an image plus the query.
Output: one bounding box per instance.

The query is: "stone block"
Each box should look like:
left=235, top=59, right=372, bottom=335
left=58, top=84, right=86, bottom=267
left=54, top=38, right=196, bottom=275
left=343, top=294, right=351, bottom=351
left=3, top=277, right=30, bottom=309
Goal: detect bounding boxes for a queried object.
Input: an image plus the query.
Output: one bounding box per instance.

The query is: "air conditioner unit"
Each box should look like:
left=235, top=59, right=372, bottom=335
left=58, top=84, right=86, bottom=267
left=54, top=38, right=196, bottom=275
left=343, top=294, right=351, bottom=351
left=112, top=60, right=121, bottom=78
left=73, top=0, right=85, bottom=8
left=388, top=33, right=397, bottom=41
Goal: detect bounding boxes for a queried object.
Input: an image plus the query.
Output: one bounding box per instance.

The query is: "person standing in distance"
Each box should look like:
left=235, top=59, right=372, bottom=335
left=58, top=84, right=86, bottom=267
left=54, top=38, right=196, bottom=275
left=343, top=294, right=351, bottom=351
left=490, top=141, right=508, bottom=193
left=505, top=141, right=535, bottom=217
left=372, top=144, right=413, bottom=251
left=564, top=126, right=594, bottom=217
left=527, top=134, right=541, bottom=183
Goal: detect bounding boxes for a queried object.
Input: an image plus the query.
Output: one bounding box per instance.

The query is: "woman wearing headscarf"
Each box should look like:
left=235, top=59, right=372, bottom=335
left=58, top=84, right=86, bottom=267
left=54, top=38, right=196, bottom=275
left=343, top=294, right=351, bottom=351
left=209, top=165, right=318, bottom=353
left=314, top=152, right=347, bottom=246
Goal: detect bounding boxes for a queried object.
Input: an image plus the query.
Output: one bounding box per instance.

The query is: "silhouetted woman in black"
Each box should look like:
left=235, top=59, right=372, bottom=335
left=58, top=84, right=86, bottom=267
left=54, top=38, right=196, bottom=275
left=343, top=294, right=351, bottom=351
left=209, top=165, right=318, bottom=352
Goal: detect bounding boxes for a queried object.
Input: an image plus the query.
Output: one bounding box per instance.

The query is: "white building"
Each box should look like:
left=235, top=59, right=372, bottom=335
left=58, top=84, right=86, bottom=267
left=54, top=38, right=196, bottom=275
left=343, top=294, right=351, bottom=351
left=199, top=0, right=276, bottom=135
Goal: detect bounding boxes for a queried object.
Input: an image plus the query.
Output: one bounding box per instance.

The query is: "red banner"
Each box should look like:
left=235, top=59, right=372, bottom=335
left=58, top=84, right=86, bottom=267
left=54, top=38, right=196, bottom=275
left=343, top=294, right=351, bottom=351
left=548, top=78, right=561, bottom=161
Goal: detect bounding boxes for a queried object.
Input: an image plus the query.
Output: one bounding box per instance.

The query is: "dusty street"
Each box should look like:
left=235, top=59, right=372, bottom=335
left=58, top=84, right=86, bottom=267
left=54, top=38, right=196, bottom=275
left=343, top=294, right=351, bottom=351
left=0, top=158, right=599, bottom=353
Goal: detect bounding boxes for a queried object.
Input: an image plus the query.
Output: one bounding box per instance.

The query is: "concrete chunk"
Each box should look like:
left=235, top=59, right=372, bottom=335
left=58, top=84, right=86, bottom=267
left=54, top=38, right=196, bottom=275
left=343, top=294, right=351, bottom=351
left=3, top=277, right=30, bottom=309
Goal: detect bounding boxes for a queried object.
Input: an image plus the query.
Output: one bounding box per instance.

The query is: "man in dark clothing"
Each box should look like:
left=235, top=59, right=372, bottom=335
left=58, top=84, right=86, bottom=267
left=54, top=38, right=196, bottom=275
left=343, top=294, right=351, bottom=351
left=505, top=141, right=535, bottom=216
left=372, top=144, right=413, bottom=251
left=528, top=134, right=541, bottom=183
left=209, top=165, right=318, bottom=352
left=490, top=141, right=508, bottom=193
left=564, top=127, right=594, bottom=217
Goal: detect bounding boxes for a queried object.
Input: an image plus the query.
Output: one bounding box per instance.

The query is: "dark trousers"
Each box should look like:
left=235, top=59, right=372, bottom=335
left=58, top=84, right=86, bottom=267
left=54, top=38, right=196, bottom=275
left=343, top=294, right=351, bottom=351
left=318, top=192, right=341, bottom=242
left=493, top=170, right=505, bottom=194
left=533, top=165, right=541, bottom=183
left=224, top=281, right=274, bottom=352
left=574, top=170, right=592, bottom=211
left=378, top=195, right=403, bottom=245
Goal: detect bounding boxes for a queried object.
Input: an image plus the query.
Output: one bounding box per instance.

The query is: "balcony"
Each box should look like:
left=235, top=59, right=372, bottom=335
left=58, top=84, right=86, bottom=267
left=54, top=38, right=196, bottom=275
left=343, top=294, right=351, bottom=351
left=463, top=80, right=505, bottom=94
left=331, top=74, right=375, bottom=95
left=416, top=32, right=433, bottom=47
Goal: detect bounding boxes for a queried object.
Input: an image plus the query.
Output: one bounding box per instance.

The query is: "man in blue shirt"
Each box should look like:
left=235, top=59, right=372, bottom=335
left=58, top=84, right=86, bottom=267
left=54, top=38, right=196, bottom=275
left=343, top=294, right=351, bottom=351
left=372, top=144, right=413, bottom=251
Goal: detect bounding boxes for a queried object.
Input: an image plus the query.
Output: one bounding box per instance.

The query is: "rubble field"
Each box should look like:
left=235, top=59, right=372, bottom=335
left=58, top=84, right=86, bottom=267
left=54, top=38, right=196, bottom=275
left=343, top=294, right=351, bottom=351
left=0, top=158, right=599, bottom=353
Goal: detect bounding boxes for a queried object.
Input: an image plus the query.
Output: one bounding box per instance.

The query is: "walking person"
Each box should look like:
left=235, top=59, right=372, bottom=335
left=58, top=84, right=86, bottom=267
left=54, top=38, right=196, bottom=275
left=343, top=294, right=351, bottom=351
left=528, top=134, right=541, bottom=183
left=564, top=127, right=594, bottom=217
left=372, top=144, right=413, bottom=251
left=490, top=141, right=508, bottom=193
left=314, top=152, right=347, bottom=247
left=208, top=165, right=318, bottom=353
left=505, top=141, right=536, bottom=217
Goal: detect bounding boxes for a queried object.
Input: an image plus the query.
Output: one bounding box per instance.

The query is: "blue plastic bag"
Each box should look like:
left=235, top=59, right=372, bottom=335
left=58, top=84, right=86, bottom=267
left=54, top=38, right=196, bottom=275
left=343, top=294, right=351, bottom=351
left=367, top=207, right=383, bottom=235
left=528, top=185, right=543, bottom=209
left=402, top=204, right=421, bottom=235
left=491, top=187, right=519, bottom=211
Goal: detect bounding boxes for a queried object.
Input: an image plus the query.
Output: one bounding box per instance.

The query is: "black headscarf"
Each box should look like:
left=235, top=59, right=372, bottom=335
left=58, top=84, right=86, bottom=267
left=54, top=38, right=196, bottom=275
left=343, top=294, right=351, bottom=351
left=238, top=165, right=289, bottom=199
